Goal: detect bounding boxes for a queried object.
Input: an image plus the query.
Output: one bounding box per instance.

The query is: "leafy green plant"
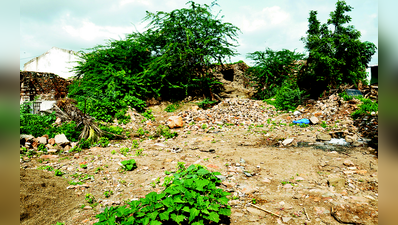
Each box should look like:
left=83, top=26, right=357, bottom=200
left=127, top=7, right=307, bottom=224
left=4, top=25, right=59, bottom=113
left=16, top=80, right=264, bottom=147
left=95, top=163, right=231, bottom=225
left=136, top=127, right=149, bottom=137
left=265, top=81, right=307, bottom=111
left=131, top=139, right=139, bottom=149
left=135, top=148, right=144, bottom=157
left=37, top=165, right=54, bottom=171
left=165, top=102, right=180, bottom=112
left=201, top=124, right=208, bottom=129
left=157, top=125, right=178, bottom=139
left=111, top=150, right=116, bottom=155
left=104, top=191, right=114, bottom=198
left=338, top=92, right=353, bottom=101
left=80, top=164, right=88, bottom=169
left=142, top=109, right=155, bottom=121
left=37, top=143, right=47, bottom=153
left=320, top=121, right=328, bottom=128
left=85, top=193, right=95, bottom=204
left=78, top=139, right=91, bottom=149
left=120, top=159, right=137, bottom=171
left=69, top=146, right=83, bottom=153
left=54, top=169, right=65, bottom=176
left=95, top=167, right=104, bottom=174
left=97, top=137, right=110, bottom=147
left=351, top=97, right=378, bottom=119
left=197, top=98, right=217, bottom=110
left=120, top=147, right=130, bottom=156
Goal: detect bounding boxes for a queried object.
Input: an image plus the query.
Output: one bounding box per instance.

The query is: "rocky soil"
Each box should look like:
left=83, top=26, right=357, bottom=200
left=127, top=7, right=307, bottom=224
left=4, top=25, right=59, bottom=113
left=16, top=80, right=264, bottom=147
left=20, top=95, right=378, bottom=225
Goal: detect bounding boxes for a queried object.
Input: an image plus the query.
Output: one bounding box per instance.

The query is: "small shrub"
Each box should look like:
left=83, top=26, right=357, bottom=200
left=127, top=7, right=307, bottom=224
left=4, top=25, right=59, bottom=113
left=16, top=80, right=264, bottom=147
left=104, top=191, right=113, bottom=198
left=351, top=97, right=378, bottom=119
left=157, top=125, right=178, bottom=139
left=78, top=139, right=91, bottom=149
left=120, top=147, right=130, bottom=156
left=338, top=92, right=353, bottom=101
left=131, top=139, right=139, bottom=149
left=266, top=81, right=307, bottom=111
left=165, top=102, right=180, bottom=112
left=54, top=169, right=64, bottom=176
left=135, top=148, right=144, bottom=156
left=197, top=98, right=217, bottom=109
left=69, top=146, right=83, bottom=153
left=94, top=163, right=231, bottom=225
left=97, top=137, right=110, bottom=147
left=142, top=109, right=155, bottom=121
left=85, top=193, right=95, bottom=204
left=120, top=159, right=137, bottom=171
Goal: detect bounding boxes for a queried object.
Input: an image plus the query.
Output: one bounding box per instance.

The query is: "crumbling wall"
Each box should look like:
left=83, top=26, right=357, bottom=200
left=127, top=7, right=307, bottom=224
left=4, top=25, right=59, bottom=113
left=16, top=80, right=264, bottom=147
left=20, top=71, right=71, bottom=102
left=211, top=62, right=255, bottom=99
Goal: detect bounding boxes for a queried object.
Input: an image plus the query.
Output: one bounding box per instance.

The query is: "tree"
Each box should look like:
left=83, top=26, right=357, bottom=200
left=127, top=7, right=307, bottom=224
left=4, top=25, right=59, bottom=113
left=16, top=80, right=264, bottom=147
left=132, top=0, right=240, bottom=99
left=300, top=0, right=377, bottom=97
left=68, top=39, right=150, bottom=122
left=246, top=48, right=305, bottom=100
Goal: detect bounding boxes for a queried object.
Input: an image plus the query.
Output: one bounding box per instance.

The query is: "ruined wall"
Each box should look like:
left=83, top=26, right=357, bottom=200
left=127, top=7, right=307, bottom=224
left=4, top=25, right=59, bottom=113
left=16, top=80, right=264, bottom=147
left=20, top=71, right=71, bottom=103
left=211, top=62, right=255, bottom=99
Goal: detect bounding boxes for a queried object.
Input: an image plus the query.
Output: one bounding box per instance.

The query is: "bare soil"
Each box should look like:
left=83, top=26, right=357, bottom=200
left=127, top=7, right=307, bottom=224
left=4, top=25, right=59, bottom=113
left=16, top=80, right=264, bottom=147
left=20, top=100, right=378, bottom=225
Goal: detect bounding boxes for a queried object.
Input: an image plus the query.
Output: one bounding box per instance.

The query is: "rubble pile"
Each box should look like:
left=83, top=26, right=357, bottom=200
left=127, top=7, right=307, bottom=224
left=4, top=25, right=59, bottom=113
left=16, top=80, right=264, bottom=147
left=176, top=98, right=274, bottom=132
left=20, top=134, right=76, bottom=161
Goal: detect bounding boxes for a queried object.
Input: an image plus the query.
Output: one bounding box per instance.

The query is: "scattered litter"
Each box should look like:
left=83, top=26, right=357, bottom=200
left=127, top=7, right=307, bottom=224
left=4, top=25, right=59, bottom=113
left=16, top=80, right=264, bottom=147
left=293, top=118, right=310, bottom=124
left=325, top=138, right=349, bottom=146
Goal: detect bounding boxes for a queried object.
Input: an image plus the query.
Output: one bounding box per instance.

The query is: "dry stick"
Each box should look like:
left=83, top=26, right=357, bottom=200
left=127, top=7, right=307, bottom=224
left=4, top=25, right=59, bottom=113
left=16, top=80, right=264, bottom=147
left=303, top=207, right=310, bottom=221
left=250, top=204, right=282, bottom=218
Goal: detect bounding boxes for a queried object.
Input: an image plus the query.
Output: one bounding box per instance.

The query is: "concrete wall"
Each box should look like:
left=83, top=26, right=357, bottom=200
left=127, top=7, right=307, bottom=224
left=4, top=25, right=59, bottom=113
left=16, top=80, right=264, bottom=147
left=24, top=47, right=82, bottom=79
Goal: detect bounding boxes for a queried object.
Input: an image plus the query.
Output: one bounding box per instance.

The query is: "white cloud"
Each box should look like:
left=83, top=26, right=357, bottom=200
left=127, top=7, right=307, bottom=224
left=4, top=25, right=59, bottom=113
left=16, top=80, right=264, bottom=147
left=239, top=6, right=290, bottom=33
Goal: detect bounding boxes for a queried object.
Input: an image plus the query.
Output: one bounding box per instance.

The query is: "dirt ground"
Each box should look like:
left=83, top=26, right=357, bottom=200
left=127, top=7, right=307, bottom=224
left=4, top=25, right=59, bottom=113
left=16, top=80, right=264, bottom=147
left=20, top=99, right=378, bottom=225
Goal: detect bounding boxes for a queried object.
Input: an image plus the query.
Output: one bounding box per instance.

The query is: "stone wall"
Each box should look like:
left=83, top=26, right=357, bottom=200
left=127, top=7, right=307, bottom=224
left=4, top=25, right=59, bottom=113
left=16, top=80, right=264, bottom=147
left=20, top=71, right=71, bottom=103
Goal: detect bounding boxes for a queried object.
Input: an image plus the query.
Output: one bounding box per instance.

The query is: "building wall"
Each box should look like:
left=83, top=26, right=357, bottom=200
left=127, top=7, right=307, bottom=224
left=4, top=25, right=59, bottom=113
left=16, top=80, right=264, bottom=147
left=24, top=47, right=82, bottom=79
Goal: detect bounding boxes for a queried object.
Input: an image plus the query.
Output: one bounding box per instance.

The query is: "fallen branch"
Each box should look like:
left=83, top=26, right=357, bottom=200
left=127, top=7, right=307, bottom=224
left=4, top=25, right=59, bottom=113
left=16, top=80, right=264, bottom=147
left=330, top=206, right=364, bottom=225
left=303, top=207, right=310, bottom=221
left=250, top=204, right=282, bottom=218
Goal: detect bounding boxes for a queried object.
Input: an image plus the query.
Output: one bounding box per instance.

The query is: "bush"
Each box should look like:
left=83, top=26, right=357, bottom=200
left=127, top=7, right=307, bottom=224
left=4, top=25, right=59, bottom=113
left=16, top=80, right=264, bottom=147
left=196, top=98, right=217, bottom=110
left=351, top=97, right=378, bottom=119
left=20, top=102, right=82, bottom=141
left=95, top=164, right=231, bottom=225
left=266, top=82, right=307, bottom=111
left=246, top=48, right=305, bottom=100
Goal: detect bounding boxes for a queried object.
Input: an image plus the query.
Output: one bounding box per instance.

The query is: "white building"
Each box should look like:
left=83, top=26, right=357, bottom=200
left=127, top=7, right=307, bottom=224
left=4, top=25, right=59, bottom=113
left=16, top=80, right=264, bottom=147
left=23, top=46, right=82, bottom=79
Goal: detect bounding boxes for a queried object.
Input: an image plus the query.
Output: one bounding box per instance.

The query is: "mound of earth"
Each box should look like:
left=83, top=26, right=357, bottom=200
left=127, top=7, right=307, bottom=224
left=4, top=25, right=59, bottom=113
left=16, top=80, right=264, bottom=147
left=20, top=168, right=83, bottom=225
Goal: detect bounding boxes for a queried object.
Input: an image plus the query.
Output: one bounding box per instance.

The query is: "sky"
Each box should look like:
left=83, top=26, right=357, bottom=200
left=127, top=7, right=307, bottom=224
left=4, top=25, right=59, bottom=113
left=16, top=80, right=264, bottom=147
left=20, top=0, right=378, bottom=70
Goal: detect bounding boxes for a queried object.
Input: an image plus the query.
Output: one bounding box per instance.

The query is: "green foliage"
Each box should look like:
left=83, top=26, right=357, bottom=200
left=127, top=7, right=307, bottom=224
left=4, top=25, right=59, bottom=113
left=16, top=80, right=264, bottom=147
left=157, top=125, right=178, bottom=139
left=54, top=169, right=65, bottom=176
left=85, top=193, right=95, bottom=204
left=132, top=0, right=240, bottom=99
left=320, top=121, right=328, bottom=128
left=94, top=164, right=231, bottom=225
left=69, top=146, right=83, bottom=153
left=37, top=165, right=54, bottom=171
left=266, top=81, right=307, bottom=111
left=20, top=102, right=82, bottom=141
left=100, top=125, right=125, bottom=139
left=338, top=91, right=353, bottom=101
left=69, top=1, right=240, bottom=122
left=97, top=137, right=110, bottom=147
left=37, top=143, right=47, bottom=153
left=165, top=102, right=180, bottom=113
left=246, top=48, right=305, bottom=99
left=351, top=97, right=378, bottom=119
left=300, top=0, right=377, bottom=97
left=142, top=109, right=155, bottom=121
left=104, top=191, right=113, bottom=198
left=69, top=36, right=151, bottom=122
left=131, top=139, right=139, bottom=149
left=78, top=139, right=91, bottom=149
left=120, top=159, right=137, bottom=171
left=120, top=147, right=130, bottom=156
left=135, top=148, right=144, bottom=157
left=196, top=98, right=217, bottom=110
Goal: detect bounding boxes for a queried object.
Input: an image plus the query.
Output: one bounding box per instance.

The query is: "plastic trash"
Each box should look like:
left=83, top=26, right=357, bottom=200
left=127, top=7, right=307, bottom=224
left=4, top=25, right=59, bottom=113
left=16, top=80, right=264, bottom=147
left=292, top=118, right=310, bottom=124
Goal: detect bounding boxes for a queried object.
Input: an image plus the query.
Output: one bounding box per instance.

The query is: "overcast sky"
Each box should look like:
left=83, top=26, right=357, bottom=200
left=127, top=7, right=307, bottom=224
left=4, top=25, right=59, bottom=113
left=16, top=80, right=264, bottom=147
left=20, top=0, right=378, bottom=70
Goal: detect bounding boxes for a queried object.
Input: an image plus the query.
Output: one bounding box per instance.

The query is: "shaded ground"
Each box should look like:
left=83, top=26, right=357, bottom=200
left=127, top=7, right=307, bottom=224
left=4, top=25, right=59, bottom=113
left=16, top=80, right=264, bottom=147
left=20, top=168, right=83, bottom=225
